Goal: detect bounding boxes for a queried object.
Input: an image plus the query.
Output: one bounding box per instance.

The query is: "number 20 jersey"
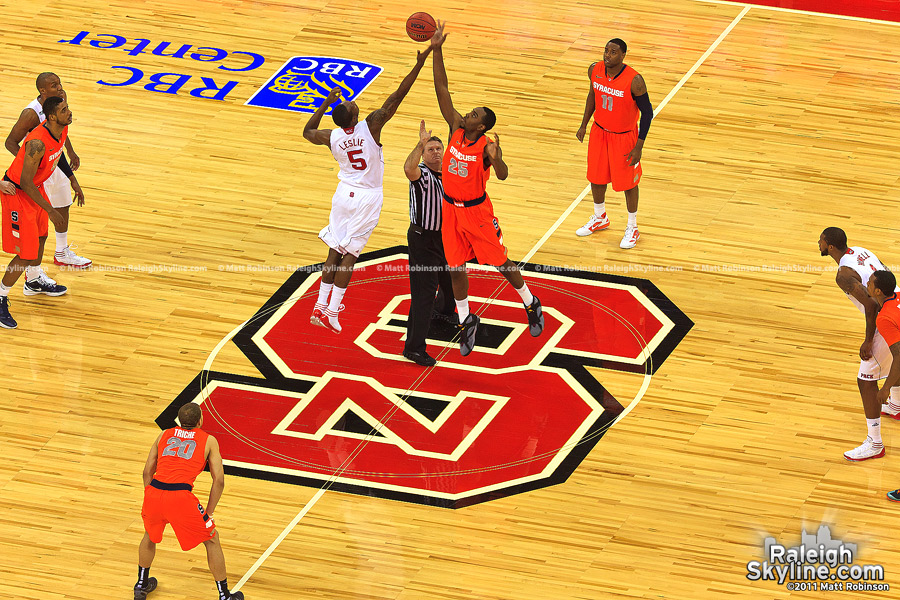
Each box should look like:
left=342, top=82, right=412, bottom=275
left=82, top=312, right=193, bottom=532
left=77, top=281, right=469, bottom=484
left=330, top=119, right=384, bottom=189
left=155, top=427, right=209, bottom=486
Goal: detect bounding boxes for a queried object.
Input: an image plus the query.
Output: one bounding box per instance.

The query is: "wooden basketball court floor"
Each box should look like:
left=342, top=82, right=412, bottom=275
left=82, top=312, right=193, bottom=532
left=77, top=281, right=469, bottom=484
left=2, top=0, right=900, bottom=598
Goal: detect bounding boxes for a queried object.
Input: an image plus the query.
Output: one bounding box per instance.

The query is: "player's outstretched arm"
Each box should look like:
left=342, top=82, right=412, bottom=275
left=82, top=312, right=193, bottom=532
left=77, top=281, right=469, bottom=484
left=430, top=21, right=462, bottom=131
left=142, top=433, right=162, bottom=488
left=366, top=47, right=433, bottom=140
left=303, top=87, right=343, bottom=146
left=576, top=62, right=596, bottom=143
left=4, top=108, right=39, bottom=156
left=205, top=436, right=225, bottom=516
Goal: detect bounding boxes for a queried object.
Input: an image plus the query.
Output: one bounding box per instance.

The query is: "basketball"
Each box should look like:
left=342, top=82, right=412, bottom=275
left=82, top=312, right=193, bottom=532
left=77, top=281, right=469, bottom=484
left=406, top=12, right=436, bottom=42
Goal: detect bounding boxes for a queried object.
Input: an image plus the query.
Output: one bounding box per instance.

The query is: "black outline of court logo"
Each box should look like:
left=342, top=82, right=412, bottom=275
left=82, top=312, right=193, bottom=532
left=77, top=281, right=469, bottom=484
left=158, top=246, right=693, bottom=508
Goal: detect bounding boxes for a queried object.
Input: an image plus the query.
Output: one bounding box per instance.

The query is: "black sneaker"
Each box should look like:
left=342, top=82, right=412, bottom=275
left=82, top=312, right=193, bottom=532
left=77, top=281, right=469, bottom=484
left=887, top=490, right=900, bottom=502
left=23, top=277, right=67, bottom=296
left=0, top=297, right=16, bottom=329
left=133, top=577, right=158, bottom=600
left=230, top=592, right=245, bottom=599
left=458, top=313, right=480, bottom=356
left=525, top=296, right=544, bottom=337
left=402, top=349, right=437, bottom=367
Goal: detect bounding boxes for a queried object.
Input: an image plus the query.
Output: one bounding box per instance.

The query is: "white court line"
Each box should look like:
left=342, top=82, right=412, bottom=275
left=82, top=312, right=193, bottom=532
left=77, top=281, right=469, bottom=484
left=690, top=0, right=900, bottom=27
left=523, top=5, right=750, bottom=264
left=231, top=6, right=750, bottom=592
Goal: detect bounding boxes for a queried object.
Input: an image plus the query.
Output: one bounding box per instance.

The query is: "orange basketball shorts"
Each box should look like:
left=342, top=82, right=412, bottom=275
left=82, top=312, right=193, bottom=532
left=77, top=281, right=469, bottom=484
left=587, top=124, right=642, bottom=192
left=441, top=196, right=509, bottom=268
left=141, top=486, right=217, bottom=551
left=1, top=188, right=49, bottom=261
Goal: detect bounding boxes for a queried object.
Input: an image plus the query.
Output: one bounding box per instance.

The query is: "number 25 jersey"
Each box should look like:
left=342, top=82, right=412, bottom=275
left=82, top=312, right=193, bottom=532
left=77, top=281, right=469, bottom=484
left=330, top=119, right=384, bottom=189
left=442, top=128, right=490, bottom=203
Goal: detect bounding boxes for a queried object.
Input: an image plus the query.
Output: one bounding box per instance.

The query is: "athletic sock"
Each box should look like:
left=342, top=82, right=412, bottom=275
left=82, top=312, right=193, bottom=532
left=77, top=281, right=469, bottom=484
left=55, top=232, right=68, bottom=254
left=594, top=202, right=606, bottom=218
left=515, top=283, right=534, bottom=306
left=137, top=566, right=150, bottom=588
left=327, top=286, right=346, bottom=315
left=25, top=266, right=40, bottom=281
left=455, top=298, right=470, bottom=322
left=0, top=283, right=10, bottom=297
left=867, top=418, right=883, bottom=444
left=627, top=211, right=638, bottom=228
left=317, top=282, right=333, bottom=307
left=890, top=387, right=900, bottom=412
left=216, top=578, right=230, bottom=600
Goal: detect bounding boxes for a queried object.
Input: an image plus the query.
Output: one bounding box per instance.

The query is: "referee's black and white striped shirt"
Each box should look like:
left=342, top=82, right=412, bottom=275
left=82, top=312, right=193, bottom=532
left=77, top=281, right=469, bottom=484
left=409, top=164, right=443, bottom=231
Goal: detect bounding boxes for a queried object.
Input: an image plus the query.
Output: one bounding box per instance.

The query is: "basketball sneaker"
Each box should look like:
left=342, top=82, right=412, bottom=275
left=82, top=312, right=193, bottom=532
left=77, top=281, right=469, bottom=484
left=887, top=490, right=900, bottom=502
left=458, top=313, right=480, bottom=356
left=133, top=576, right=157, bottom=599
left=575, top=213, right=610, bottom=236
left=230, top=592, right=245, bottom=599
left=54, top=245, right=92, bottom=268
left=525, top=296, right=544, bottom=337
left=320, top=305, right=344, bottom=334
left=23, top=272, right=68, bottom=296
left=310, top=303, right=327, bottom=327
left=882, top=403, right=900, bottom=420
left=0, top=297, right=17, bottom=329
left=620, top=226, right=640, bottom=249
left=843, top=437, right=885, bottom=461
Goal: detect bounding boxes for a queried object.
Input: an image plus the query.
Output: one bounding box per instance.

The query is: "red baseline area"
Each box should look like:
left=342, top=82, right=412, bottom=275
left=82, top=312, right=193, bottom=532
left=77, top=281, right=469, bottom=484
left=738, top=0, right=900, bottom=22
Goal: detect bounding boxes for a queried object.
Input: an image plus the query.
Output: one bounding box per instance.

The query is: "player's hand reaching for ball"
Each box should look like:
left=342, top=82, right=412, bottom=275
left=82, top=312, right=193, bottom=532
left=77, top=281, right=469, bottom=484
left=430, top=20, right=447, bottom=48
left=485, top=133, right=502, bottom=160
left=576, top=126, right=586, bottom=143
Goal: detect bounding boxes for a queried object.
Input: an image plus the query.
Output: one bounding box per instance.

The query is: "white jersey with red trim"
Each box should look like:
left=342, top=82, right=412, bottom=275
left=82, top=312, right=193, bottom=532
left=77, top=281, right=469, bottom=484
left=329, top=119, right=384, bottom=190
left=839, top=246, right=890, bottom=313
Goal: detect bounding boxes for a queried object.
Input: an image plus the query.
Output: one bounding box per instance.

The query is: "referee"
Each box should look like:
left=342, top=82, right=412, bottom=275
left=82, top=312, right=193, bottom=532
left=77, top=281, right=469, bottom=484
left=402, top=120, right=455, bottom=367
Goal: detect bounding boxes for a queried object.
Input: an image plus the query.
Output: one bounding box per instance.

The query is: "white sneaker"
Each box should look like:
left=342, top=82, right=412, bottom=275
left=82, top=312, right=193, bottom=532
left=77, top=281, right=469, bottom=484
left=620, top=226, right=640, bottom=249
left=882, top=403, right=900, bottom=420
left=26, top=266, right=56, bottom=285
left=843, top=437, right=885, bottom=461
left=575, top=213, right=610, bottom=236
left=54, top=245, right=92, bottom=268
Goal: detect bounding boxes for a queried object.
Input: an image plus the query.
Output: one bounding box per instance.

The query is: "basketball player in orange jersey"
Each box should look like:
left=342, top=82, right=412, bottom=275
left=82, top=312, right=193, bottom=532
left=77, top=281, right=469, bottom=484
left=2, top=72, right=90, bottom=272
left=0, top=96, right=70, bottom=329
left=135, top=403, right=245, bottom=600
left=302, top=48, right=432, bottom=334
left=819, top=227, right=900, bottom=461
left=429, top=22, right=544, bottom=356
left=866, top=270, right=900, bottom=501
left=575, top=38, right=654, bottom=249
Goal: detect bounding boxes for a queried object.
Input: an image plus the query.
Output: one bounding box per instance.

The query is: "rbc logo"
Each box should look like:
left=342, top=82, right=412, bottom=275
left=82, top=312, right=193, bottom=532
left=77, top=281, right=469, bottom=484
left=245, top=56, right=383, bottom=114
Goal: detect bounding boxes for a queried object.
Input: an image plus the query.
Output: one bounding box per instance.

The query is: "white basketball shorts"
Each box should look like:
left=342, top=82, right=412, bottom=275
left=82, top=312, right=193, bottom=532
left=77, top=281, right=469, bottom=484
left=41, top=167, right=73, bottom=209
left=318, top=181, right=383, bottom=257
left=858, top=330, right=894, bottom=381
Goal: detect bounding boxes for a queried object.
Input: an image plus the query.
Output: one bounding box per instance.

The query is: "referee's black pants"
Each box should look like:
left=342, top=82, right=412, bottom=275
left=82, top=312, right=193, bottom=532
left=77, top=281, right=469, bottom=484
left=405, top=224, right=455, bottom=354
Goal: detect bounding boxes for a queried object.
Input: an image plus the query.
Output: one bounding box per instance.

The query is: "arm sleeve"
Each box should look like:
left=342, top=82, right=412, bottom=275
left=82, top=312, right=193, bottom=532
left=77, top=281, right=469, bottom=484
left=634, top=92, right=653, bottom=140
left=57, top=152, right=74, bottom=178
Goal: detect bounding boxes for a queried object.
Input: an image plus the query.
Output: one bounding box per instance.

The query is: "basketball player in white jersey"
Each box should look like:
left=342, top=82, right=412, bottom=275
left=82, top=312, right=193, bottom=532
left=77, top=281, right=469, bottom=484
left=2, top=72, right=91, bottom=281
left=819, top=227, right=900, bottom=461
left=302, top=48, right=432, bottom=333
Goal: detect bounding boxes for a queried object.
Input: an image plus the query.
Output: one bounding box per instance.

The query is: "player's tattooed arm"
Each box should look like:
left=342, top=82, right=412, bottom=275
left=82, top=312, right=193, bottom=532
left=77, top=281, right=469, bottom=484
left=26, top=139, right=45, bottom=158
left=367, top=48, right=433, bottom=141
left=631, top=74, right=648, bottom=96
left=837, top=266, right=879, bottom=359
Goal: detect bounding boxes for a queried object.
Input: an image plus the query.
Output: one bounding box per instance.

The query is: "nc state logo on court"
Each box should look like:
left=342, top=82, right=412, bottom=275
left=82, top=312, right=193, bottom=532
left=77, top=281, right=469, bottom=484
left=158, top=247, right=692, bottom=508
